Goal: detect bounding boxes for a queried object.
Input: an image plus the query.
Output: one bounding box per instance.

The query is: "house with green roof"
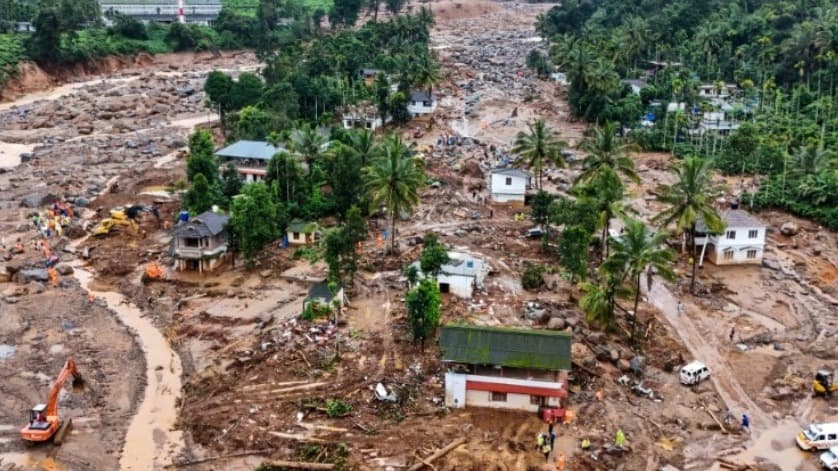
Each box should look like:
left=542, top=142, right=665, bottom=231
left=286, top=220, right=321, bottom=246
left=440, top=324, right=571, bottom=417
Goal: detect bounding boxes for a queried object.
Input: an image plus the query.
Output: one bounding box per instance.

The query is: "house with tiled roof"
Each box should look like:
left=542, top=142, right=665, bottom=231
left=695, top=209, right=766, bottom=265
left=171, top=210, right=230, bottom=272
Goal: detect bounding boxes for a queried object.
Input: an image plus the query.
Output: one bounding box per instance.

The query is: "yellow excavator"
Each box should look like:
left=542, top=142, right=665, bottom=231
left=91, top=205, right=160, bottom=236
left=814, top=370, right=838, bottom=397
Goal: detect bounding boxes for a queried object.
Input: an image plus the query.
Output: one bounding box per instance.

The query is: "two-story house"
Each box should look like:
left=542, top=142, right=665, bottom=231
left=441, top=324, right=570, bottom=421
left=215, top=140, right=282, bottom=183
left=171, top=211, right=230, bottom=273
left=489, top=168, right=531, bottom=204
left=695, top=209, right=766, bottom=266
left=407, top=90, right=438, bottom=118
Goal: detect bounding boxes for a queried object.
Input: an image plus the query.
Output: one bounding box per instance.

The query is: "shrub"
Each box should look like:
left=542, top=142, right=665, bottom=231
left=522, top=265, right=545, bottom=291
left=325, top=399, right=352, bottom=418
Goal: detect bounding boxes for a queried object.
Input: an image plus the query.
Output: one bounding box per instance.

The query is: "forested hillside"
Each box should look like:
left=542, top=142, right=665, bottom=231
left=538, top=0, right=837, bottom=228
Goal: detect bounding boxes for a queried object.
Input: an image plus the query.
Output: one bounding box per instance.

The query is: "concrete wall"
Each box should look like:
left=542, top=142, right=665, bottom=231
left=445, top=372, right=564, bottom=412
left=706, top=244, right=763, bottom=265
left=437, top=273, right=474, bottom=298
left=705, top=225, right=765, bottom=265
left=490, top=173, right=526, bottom=202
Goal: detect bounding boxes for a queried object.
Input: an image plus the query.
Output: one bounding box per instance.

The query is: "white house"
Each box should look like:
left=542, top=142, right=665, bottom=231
left=440, top=325, right=570, bottom=421
left=407, top=90, right=438, bottom=118
left=411, top=251, right=489, bottom=299
left=341, top=103, right=386, bottom=131
left=490, top=168, right=531, bottom=204
left=695, top=209, right=766, bottom=266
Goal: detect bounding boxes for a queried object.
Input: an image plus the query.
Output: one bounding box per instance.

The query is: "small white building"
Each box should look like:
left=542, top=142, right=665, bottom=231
left=341, top=103, right=385, bottom=131
left=490, top=168, right=531, bottom=204
left=440, top=325, right=570, bottom=420
left=410, top=251, right=489, bottom=299
left=407, top=90, right=438, bottom=118
left=695, top=209, right=766, bottom=266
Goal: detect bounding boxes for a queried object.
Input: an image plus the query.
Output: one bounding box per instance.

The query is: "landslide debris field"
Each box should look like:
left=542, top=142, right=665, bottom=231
left=1, top=3, right=837, bottom=471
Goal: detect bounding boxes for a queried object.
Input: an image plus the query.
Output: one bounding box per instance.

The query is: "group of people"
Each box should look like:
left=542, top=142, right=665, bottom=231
left=32, top=200, right=74, bottom=239
left=535, top=417, right=573, bottom=470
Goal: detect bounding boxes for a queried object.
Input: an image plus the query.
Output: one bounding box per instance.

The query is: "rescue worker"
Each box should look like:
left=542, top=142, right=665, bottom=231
left=541, top=441, right=551, bottom=461
left=615, top=428, right=626, bottom=448
left=536, top=433, right=545, bottom=451
left=581, top=438, right=591, bottom=450
left=741, top=414, right=750, bottom=433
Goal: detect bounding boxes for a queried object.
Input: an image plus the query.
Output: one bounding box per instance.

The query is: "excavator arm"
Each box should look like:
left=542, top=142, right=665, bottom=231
left=45, top=358, right=80, bottom=417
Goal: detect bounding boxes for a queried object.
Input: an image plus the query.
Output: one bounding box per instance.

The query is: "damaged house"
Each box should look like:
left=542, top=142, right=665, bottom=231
left=171, top=210, right=230, bottom=273
left=441, top=325, right=570, bottom=419
left=410, top=251, right=489, bottom=299
left=695, top=209, right=766, bottom=266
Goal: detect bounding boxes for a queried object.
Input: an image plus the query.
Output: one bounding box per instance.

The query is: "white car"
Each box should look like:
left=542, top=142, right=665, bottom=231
left=680, top=360, right=710, bottom=386
left=820, top=447, right=838, bottom=470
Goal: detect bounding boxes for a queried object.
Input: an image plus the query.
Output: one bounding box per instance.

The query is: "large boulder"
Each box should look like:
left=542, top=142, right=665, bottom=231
left=16, top=269, right=49, bottom=283
left=547, top=317, right=567, bottom=330
left=54, top=263, right=74, bottom=276
left=20, top=193, right=56, bottom=208
left=780, top=222, right=799, bottom=236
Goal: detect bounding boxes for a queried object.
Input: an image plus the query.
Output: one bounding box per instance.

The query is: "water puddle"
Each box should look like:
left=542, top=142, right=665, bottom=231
left=0, top=141, right=36, bottom=169
left=0, top=452, right=66, bottom=471
left=0, top=344, right=16, bottom=359
left=72, top=264, right=184, bottom=470
left=727, top=419, right=816, bottom=470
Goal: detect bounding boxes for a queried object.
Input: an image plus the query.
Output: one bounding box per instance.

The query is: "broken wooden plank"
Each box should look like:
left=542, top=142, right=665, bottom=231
left=406, top=437, right=466, bottom=471
left=701, top=402, right=729, bottom=434
left=244, top=460, right=334, bottom=470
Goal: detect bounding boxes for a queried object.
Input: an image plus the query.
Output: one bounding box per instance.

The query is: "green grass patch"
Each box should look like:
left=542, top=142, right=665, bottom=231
left=222, top=0, right=333, bottom=15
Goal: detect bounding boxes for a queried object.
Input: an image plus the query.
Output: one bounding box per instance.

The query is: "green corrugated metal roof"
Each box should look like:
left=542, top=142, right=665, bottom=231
left=439, top=324, right=571, bottom=371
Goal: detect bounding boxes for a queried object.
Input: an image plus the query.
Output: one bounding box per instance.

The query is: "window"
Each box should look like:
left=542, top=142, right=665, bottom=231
left=746, top=250, right=757, bottom=259
left=748, top=229, right=758, bottom=239
left=530, top=395, right=543, bottom=406
left=505, top=177, right=512, bottom=186
left=828, top=434, right=837, bottom=440
left=293, top=232, right=300, bottom=240
left=726, top=230, right=736, bottom=239
left=723, top=251, right=734, bottom=261
left=490, top=392, right=507, bottom=402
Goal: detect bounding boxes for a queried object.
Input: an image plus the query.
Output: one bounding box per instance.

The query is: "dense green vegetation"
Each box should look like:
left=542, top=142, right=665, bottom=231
left=0, top=34, right=25, bottom=86
left=538, top=0, right=838, bottom=228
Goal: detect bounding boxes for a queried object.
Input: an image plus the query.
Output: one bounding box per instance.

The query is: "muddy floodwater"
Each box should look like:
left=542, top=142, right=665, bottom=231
left=73, top=265, right=184, bottom=470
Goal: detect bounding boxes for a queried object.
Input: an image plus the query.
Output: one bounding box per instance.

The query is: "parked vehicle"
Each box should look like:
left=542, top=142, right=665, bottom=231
left=819, top=446, right=838, bottom=470
left=679, top=361, right=710, bottom=385
left=796, top=423, right=838, bottom=451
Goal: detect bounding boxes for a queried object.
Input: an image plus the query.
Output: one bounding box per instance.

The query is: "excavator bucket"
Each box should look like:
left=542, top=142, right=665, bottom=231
left=71, top=374, right=85, bottom=392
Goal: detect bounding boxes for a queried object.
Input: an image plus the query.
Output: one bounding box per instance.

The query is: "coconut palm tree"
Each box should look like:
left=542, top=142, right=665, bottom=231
left=653, top=156, right=724, bottom=293
left=579, top=268, right=629, bottom=330
left=607, top=218, right=675, bottom=346
left=364, top=135, right=425, bottom=252
left=576, top=122, right=639, bottom=184
left=511, top=119, right=567, bottom=190
left=340, top=128, right=379, bottom=167
left=289, top=124, right=330, bottom=185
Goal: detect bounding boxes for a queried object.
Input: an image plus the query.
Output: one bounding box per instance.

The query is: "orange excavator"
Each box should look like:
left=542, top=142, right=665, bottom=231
left=20, top=358, right=84, bottom=445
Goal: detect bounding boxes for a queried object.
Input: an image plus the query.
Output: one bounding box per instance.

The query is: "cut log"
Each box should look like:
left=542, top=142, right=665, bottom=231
left=169, top=448, right=273, bottom=468
left=701, top=402, right=728, bottom=434
left=406, top=437, right=467, bottom=471
left=258, top=461, right=334, bottom=470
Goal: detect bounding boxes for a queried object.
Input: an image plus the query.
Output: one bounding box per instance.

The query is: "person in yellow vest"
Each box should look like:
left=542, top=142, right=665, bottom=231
left=615, top=428, right=626, bottom=447
left=581, top=438, right=591, bottom=450
left=536, top=433, right=545, bottom=451
left=541, top=442, right=551, bottom=461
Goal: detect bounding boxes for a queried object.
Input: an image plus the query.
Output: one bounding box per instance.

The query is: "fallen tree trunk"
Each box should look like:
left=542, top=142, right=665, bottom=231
left=701, top=402, right=729, bottom=434
left=406, top=437, right=466, bottom=471
left=257, top=461, right=335, bottom=470
left=169, top=448, right=273, bottom=468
